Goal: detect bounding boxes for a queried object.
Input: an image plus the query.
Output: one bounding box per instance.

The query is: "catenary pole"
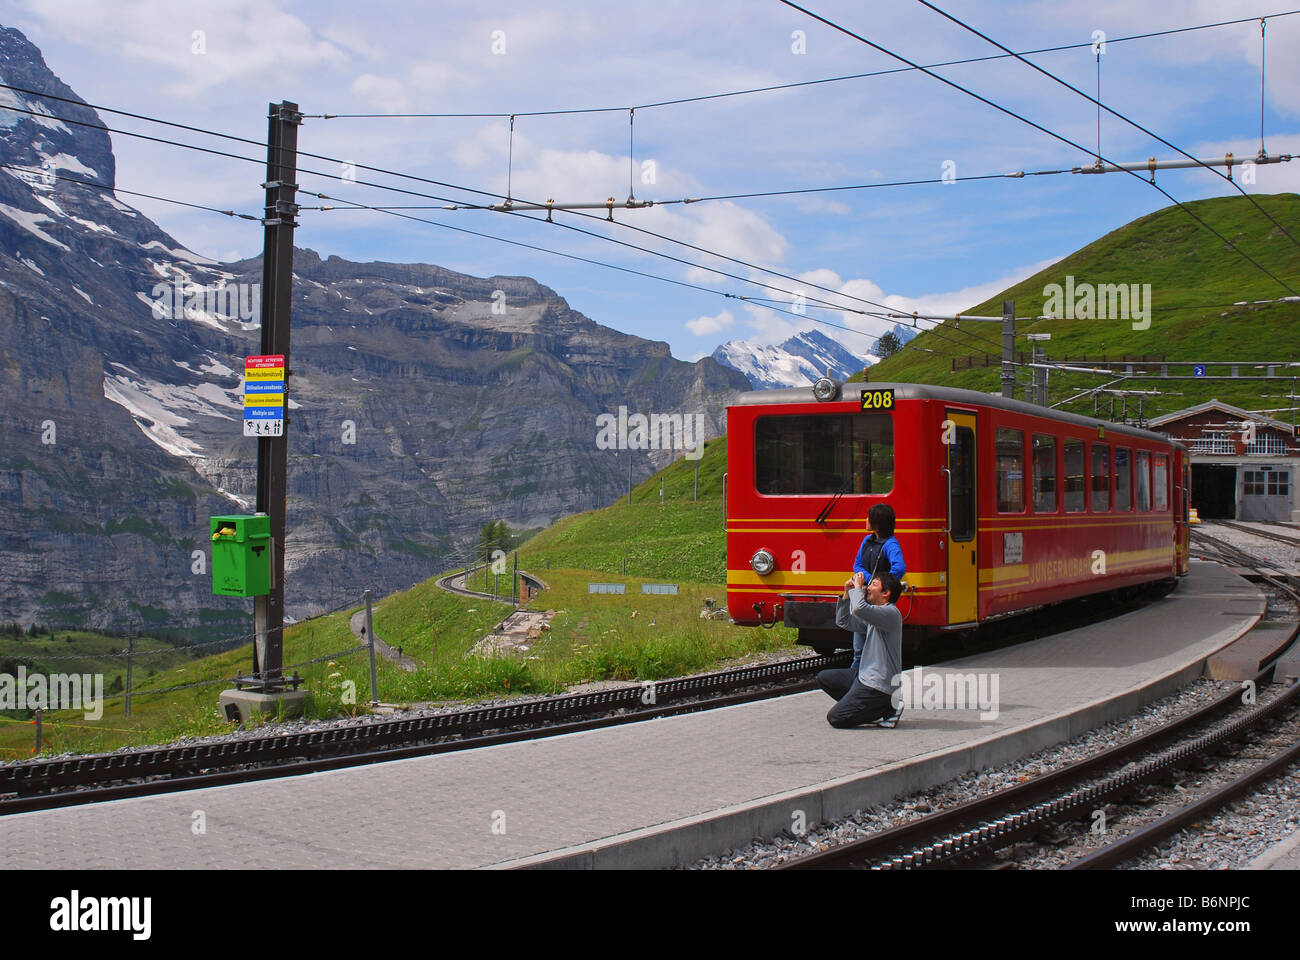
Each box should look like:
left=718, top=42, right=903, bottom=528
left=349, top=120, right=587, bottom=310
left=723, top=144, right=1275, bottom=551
left=252, top=101, right=301, bottom=688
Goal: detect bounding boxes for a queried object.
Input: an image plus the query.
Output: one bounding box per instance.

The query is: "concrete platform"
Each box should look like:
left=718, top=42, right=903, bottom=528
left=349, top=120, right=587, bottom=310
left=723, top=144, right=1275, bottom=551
left=0, top=561, right=1264, bottom=870
left=1247, top=829, right=1300, bottom=870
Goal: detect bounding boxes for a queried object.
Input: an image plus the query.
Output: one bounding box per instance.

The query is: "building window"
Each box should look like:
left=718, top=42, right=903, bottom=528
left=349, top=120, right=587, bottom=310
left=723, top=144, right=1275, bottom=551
left=1091, top=443, right=1110, bottom=512
left=1246, top=434, right=1291, bottom=456
left=1190, top=430, right=1236, bottom=455
left=1244, top=471, right=1265, bottom=496
left=1268, top=471, right=1290, bottom=496
left=996, top=428, right=1025, bottom=512
left=1033, top=434, right=1056, bottom=513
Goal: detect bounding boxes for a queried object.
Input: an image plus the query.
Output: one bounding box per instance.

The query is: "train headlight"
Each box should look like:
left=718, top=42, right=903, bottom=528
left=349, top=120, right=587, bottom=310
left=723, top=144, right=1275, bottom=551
left=750, top=548, right=776, bottom=576
left=812, top=377, right=840, bottom=401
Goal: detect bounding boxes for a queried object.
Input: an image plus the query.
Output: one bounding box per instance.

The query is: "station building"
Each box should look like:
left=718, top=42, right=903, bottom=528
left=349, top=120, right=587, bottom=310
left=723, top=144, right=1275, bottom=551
left=1147, top=400, right=1298, bottom=522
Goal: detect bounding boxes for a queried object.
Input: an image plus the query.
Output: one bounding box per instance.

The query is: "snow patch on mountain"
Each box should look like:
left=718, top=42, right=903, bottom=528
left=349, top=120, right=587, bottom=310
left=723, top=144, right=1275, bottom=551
left=711, top=328, right=881, bottom=389
left=0, top=201, right=70, bottom=250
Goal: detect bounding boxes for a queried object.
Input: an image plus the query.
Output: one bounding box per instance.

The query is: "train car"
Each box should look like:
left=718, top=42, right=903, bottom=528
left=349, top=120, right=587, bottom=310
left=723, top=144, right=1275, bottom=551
left=725, top=380, right=1189, bottom=653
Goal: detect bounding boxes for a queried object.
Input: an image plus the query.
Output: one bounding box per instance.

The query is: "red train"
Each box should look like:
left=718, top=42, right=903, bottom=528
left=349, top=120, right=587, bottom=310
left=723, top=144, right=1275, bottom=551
left=725, top=381, right=1189, bottom=652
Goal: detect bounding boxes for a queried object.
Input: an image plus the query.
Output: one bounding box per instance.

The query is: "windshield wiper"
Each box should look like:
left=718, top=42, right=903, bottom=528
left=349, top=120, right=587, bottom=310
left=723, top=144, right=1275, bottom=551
left=815, top=479, right=849, bottom=526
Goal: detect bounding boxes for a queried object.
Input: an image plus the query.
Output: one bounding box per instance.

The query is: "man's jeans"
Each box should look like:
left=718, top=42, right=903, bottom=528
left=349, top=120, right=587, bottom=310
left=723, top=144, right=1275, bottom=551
left=816, top=666, right=896, bottom=728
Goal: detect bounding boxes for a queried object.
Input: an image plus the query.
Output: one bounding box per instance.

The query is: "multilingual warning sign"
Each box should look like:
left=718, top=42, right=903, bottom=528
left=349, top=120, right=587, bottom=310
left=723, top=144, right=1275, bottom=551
left=243, top=355, right=284, bottom=437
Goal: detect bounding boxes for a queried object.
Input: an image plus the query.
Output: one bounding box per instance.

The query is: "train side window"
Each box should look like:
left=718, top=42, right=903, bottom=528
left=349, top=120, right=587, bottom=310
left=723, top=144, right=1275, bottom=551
left=1091, top=443, right=1110, bottom=511
left=1115, top=448, right=1132, bottom=511
left=1136, top=451, right=1151, bottom=510
left=1153, top=455, right=1168, bottom=511
left=996, top=427, right=1025, bottom=512
left=1064, top=439, right=1085, bottom=512
left=1032, top=434, right=1056, bottom=513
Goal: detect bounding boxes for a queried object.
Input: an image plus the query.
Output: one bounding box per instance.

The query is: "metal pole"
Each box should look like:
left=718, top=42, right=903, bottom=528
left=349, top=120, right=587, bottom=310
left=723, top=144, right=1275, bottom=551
left=33, top=708, right=41, bottom=754
left=1001, top=300, right=1016, bottom=399
left=124, top=636, right=133, bottom=717
left=364, top=589, right=378, bottom=706
left=252, top=100, right=301, bottom=691
left=627, top=452, right=632, bottom=505
left=694, top=457, right=699, bottom=501
left=513, top=551, right=518, bottom=606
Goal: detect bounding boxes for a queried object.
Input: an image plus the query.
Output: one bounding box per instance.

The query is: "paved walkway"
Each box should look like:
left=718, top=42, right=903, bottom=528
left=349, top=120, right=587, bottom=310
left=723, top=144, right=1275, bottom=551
left=0, top=561, right=1263, bottom=869
left=1247, top=828, right=1300, bottom=870
left=348, top=607, right=419, bottom=672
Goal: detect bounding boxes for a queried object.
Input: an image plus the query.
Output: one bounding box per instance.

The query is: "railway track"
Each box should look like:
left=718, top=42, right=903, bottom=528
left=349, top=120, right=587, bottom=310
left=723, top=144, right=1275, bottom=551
left=0, top=652, right=849, bottom=815
left=1206, top=519, right=1300, bottom=549
left=778, top=539, right=1300, bottom=871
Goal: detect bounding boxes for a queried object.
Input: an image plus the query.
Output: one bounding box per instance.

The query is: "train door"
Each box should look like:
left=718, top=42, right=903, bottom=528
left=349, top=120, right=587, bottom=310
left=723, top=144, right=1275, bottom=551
left=1178, top=457, right=1190, bottom=573
left=946, top=410, right=978, bottom=624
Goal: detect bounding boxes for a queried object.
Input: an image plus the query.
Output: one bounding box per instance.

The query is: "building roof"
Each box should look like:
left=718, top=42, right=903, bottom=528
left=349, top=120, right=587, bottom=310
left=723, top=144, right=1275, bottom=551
left=1147, top=399, right=1296, bottom=435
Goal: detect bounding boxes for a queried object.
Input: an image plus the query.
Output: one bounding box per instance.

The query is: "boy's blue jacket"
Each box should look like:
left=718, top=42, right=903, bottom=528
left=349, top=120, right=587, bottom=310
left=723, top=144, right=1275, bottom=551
left=853, top=534, right=905, bottom=579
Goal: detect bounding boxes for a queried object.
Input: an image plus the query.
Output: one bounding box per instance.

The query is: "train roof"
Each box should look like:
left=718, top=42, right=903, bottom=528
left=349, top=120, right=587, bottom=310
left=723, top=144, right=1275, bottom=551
left=730, top=381, right=1185, bottom=449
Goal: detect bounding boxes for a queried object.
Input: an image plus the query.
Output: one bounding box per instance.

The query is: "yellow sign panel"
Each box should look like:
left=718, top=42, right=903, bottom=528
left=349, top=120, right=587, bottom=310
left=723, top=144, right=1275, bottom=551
left=860, top=388, right=895, bottom=411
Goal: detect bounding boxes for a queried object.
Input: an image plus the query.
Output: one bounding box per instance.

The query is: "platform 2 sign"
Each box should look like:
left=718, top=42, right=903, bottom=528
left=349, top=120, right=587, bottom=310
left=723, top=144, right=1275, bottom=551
left=243, top=355, right=285, bottom=437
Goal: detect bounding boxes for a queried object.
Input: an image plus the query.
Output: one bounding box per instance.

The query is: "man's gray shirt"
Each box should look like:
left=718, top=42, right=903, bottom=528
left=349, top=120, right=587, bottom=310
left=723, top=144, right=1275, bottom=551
left=835, top=588, right=902, bottom=695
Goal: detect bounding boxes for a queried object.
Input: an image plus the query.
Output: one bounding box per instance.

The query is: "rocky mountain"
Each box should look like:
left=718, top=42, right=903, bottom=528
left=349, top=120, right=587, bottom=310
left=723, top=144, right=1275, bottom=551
left=711, top=326, right=915, bottom=389
left=0, top=25, right=750, bottom=631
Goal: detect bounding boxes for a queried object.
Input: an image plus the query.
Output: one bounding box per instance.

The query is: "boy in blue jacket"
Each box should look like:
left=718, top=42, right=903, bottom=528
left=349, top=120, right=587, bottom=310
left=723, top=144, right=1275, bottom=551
left=850, top=504, right=905, bottom=673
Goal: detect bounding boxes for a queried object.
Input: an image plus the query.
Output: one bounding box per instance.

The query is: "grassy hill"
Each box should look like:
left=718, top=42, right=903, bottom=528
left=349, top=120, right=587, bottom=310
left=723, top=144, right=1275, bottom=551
left=515, top=437, right=727, bottom=582
left=859, top=193, right=1300, bottom=420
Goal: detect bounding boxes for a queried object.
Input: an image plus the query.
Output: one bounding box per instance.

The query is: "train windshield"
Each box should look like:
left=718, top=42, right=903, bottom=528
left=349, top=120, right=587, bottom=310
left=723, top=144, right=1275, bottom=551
left=754, top=413, right=894, bottom=495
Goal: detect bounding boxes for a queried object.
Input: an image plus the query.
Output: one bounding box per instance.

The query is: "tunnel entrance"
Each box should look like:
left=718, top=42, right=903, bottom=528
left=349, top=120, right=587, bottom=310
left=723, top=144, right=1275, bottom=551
left=1191, top=463, right=1237, bottom=519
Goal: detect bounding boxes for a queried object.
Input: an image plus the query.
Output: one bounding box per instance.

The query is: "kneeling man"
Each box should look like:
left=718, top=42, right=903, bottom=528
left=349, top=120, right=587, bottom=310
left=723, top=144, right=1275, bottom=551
left=817, top=570, right=903, bottom=728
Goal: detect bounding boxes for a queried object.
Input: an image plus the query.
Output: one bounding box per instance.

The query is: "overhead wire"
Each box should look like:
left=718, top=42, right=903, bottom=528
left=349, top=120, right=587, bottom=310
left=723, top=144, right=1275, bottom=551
left=307, top=9, right=1300, bottom=119
left=0, top=85, right=926, bottom=357
left=0, top=78, right=1277, bottom=348
left=777, top=0, right=1300, bottom=298
left=915, top=0, right=1300, bottom=253
left=6, top=40, right=1278, bottom=364
left=0, top=160, right=261, bottom=219
left=307, top=189, right=1013, bottom=360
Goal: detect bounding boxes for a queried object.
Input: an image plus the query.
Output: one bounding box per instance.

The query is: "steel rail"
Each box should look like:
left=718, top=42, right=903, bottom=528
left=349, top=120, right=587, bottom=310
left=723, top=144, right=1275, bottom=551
left=1066, top=722, right=1300, bottom=869
left=782, top=541, right=1298, bottom=870
left=776, top=665, right=1279, bottom=869
left=0, top=652, right=848, bottom=812
left=1208, top=519, right=1300, bottom=549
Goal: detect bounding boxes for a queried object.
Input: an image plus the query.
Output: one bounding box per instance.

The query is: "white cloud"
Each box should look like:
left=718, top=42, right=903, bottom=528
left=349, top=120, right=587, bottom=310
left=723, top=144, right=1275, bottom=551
left=686, top=308, right=735, bottom=336
left=350, top=75, right=412, bottom=114
left=14, top=0, right=349, bottom=98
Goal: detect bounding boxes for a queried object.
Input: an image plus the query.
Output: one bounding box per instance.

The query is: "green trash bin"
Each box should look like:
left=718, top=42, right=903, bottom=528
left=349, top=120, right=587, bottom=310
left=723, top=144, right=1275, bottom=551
left=210, top=514, right=272, bottom=597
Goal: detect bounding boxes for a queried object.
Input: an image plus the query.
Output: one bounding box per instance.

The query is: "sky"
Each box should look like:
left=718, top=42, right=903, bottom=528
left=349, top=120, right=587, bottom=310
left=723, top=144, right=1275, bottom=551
left=3, top=0, right=1298, bottom=361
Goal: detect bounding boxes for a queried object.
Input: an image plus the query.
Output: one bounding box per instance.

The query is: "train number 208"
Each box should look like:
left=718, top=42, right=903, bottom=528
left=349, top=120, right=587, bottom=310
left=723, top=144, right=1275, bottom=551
left=860, top=389, right=895, bottom=411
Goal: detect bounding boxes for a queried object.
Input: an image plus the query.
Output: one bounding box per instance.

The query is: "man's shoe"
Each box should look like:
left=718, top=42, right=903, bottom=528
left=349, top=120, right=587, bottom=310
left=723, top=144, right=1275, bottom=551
left=875, top=706, right=903, bottom=729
